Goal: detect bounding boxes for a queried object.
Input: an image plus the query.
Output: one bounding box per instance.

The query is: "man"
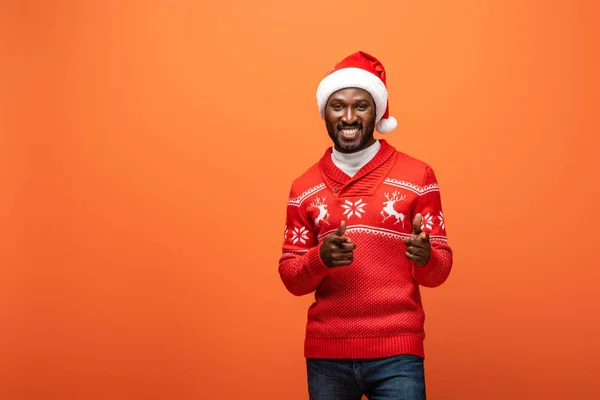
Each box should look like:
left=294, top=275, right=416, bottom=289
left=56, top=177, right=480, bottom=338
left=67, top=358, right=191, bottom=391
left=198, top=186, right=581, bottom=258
left=278, top=51, right=453, bottom=400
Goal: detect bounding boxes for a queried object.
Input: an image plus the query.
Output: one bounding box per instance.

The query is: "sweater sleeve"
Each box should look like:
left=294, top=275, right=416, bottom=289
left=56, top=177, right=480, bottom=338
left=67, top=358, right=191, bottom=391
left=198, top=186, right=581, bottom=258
left=411, top=166, right=454, bottom=288
left=278, top=185, right=331, bottom=296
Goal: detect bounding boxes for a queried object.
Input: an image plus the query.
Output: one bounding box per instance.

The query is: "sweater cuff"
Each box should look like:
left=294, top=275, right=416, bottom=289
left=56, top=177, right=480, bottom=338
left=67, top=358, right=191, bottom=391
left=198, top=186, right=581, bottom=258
left=418, top=246, right=440, bottom=271
left=412, top=247, right=448, bottom=287
left=307, top=243, right=331, bottom=278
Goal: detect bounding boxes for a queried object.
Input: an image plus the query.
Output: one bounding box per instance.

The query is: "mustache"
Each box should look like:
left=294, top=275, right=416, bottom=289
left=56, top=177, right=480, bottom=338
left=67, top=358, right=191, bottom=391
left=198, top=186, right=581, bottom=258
left=337, top=122, right=362, bottom=129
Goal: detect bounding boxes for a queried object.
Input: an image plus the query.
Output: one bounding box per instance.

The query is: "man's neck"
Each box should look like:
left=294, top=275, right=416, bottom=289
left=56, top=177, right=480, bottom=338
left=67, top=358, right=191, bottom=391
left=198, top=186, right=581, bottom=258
left=331, top=140, right=381, bottom=178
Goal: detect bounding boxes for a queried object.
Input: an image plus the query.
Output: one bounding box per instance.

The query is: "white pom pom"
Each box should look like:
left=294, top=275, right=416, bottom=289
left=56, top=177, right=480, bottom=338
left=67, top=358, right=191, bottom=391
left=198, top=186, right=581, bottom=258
left=376, top=116, right=398, bottom=134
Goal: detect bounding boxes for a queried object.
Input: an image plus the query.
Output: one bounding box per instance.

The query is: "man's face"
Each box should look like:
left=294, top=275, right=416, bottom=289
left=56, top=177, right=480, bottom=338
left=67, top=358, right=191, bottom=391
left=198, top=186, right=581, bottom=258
left=325, top=87, right=376, bottom=154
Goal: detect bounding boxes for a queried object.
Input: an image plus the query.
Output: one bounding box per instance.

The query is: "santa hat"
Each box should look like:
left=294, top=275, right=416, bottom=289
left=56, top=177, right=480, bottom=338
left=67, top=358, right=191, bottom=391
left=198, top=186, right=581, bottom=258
left=316, top=51, right=398, bottom=134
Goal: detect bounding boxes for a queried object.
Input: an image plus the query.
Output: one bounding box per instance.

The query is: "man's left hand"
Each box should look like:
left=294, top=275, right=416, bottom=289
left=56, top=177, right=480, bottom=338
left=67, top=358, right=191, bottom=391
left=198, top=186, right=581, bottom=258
left=403, top=213, right=431, bottom=267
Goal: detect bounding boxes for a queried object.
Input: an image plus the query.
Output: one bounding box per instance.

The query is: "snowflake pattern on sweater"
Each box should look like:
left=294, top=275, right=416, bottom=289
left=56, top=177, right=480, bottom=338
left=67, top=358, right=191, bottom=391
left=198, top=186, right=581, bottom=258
left=278, top=140, right=453, bottom=360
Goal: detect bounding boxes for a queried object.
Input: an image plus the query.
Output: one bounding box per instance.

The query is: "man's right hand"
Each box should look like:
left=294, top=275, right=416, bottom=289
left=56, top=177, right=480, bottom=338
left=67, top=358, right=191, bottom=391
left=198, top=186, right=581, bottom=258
left=320, top=221, right=356, bottom=268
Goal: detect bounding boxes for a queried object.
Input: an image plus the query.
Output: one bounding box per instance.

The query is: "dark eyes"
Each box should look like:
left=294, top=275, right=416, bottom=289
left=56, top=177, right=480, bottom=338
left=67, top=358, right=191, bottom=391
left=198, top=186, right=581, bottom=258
left=331, top=104, right=369, bottom=111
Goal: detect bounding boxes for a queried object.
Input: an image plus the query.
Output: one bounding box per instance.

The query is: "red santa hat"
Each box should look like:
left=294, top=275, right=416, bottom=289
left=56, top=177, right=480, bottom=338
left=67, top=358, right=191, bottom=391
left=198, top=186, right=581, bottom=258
left=316, top=51, right=398, bottom=134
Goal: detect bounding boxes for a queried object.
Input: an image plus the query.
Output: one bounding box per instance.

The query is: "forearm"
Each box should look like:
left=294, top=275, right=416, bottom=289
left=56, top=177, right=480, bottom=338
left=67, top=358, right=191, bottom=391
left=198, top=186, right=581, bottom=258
left=412, top=242, right=453, bottom=288
left=278, top=244, right=330, bottom=296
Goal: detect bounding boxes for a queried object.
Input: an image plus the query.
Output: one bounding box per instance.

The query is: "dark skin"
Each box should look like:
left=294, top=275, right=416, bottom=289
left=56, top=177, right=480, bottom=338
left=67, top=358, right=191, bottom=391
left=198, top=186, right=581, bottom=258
left=325, top=87, right=377, bottom=154
left=321, top=216, right=431, bottom=268
left=319, top=221, right=356, bottom=267
left=403, top=213, right=431, bottom=267
left=320, top=88, right=431, bottom=268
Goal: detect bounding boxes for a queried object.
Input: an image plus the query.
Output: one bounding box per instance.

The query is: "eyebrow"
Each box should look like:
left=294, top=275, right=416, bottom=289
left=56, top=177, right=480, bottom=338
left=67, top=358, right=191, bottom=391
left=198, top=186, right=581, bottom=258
left=328, top=98, right=371, bottom=103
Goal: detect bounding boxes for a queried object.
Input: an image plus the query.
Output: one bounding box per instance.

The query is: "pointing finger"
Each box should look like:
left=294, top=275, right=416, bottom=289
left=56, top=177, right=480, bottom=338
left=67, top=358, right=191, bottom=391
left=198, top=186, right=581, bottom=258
left=339, top=242, right=356, bottom=251
left=406, top=246, right=426, bottom=257
left=404, top=237, right=426, bottom=249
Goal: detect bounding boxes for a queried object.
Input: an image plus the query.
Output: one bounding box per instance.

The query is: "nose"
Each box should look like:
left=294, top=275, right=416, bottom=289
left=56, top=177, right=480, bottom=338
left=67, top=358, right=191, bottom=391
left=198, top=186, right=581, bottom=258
left=341, top=107, right=358, bottom=124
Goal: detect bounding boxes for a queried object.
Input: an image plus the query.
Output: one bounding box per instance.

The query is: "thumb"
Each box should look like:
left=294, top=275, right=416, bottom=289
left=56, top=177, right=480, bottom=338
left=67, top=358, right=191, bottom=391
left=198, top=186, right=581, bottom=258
left=412, top=213, right=423, bottom=234
left=334, top=220, right=347, bottom=236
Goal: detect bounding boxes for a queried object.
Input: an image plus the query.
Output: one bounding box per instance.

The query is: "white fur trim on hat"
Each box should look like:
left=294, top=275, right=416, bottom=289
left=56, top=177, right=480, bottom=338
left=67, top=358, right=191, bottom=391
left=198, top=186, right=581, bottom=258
left=316, top=67, right=388, bottom=124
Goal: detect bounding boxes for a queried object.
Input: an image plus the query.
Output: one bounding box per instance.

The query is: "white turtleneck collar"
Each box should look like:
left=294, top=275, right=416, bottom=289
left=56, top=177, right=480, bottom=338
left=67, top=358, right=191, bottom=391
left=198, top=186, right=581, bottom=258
left=331, top=140, right=381, bottom=178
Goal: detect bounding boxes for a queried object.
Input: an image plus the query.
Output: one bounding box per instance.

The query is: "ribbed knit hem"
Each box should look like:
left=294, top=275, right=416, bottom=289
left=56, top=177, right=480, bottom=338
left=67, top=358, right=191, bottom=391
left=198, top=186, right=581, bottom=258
left=304, top=335, right=425, bottom=360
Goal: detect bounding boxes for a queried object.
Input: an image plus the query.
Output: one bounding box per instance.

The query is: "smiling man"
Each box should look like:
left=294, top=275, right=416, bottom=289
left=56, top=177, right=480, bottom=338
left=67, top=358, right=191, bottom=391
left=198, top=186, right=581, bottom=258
left=278, top=51, right=454, bottom=400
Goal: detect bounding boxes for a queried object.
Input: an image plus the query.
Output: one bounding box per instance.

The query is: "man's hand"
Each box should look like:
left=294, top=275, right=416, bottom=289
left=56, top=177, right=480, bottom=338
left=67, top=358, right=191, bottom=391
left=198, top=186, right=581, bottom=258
left=320, top=221, right=356, bottom=268
left=403, top=213, right=431, bottom=267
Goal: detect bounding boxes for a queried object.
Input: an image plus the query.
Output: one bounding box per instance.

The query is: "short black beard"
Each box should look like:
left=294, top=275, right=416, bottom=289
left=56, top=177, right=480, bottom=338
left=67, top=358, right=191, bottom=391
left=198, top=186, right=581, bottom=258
left=326, top=121, right=375, bottom=153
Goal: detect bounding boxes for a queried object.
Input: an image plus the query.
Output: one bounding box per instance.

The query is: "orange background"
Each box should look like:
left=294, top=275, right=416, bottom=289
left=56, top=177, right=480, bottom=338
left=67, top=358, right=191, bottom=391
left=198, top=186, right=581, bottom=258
left=1, top=1, right=599, bottom=399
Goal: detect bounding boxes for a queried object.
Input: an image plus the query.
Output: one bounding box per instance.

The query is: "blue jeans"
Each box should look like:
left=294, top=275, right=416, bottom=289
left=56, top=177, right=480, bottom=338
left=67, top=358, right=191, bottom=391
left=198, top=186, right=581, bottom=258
left=306, top=354, right=426, bottom=400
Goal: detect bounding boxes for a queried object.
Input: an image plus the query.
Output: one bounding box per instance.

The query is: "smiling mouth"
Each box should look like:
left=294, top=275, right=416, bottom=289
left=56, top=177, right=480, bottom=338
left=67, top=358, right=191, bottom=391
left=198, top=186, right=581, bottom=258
left=338, top=126, right=361, bottom=140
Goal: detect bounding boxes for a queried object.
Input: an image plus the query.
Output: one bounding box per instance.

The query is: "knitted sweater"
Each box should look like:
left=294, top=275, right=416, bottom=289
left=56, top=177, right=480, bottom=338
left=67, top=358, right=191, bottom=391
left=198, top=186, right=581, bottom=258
left=278, top=139, right=453, bottom=360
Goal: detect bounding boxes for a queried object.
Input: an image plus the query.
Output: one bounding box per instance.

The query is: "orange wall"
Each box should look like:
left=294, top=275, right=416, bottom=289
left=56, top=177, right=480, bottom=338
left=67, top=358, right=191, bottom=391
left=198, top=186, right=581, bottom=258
left=1, top=1, right=599, bottom=399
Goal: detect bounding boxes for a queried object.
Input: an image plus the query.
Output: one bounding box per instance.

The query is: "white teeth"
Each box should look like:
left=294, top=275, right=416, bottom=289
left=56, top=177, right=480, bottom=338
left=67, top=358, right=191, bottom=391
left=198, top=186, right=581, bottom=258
left=340, top=127, right=360, bottom=139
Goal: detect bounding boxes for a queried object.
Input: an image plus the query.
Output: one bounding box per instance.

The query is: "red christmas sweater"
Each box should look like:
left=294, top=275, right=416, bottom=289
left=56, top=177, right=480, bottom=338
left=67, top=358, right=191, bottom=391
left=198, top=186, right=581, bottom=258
left=278, top=140, right=453, bottom=360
